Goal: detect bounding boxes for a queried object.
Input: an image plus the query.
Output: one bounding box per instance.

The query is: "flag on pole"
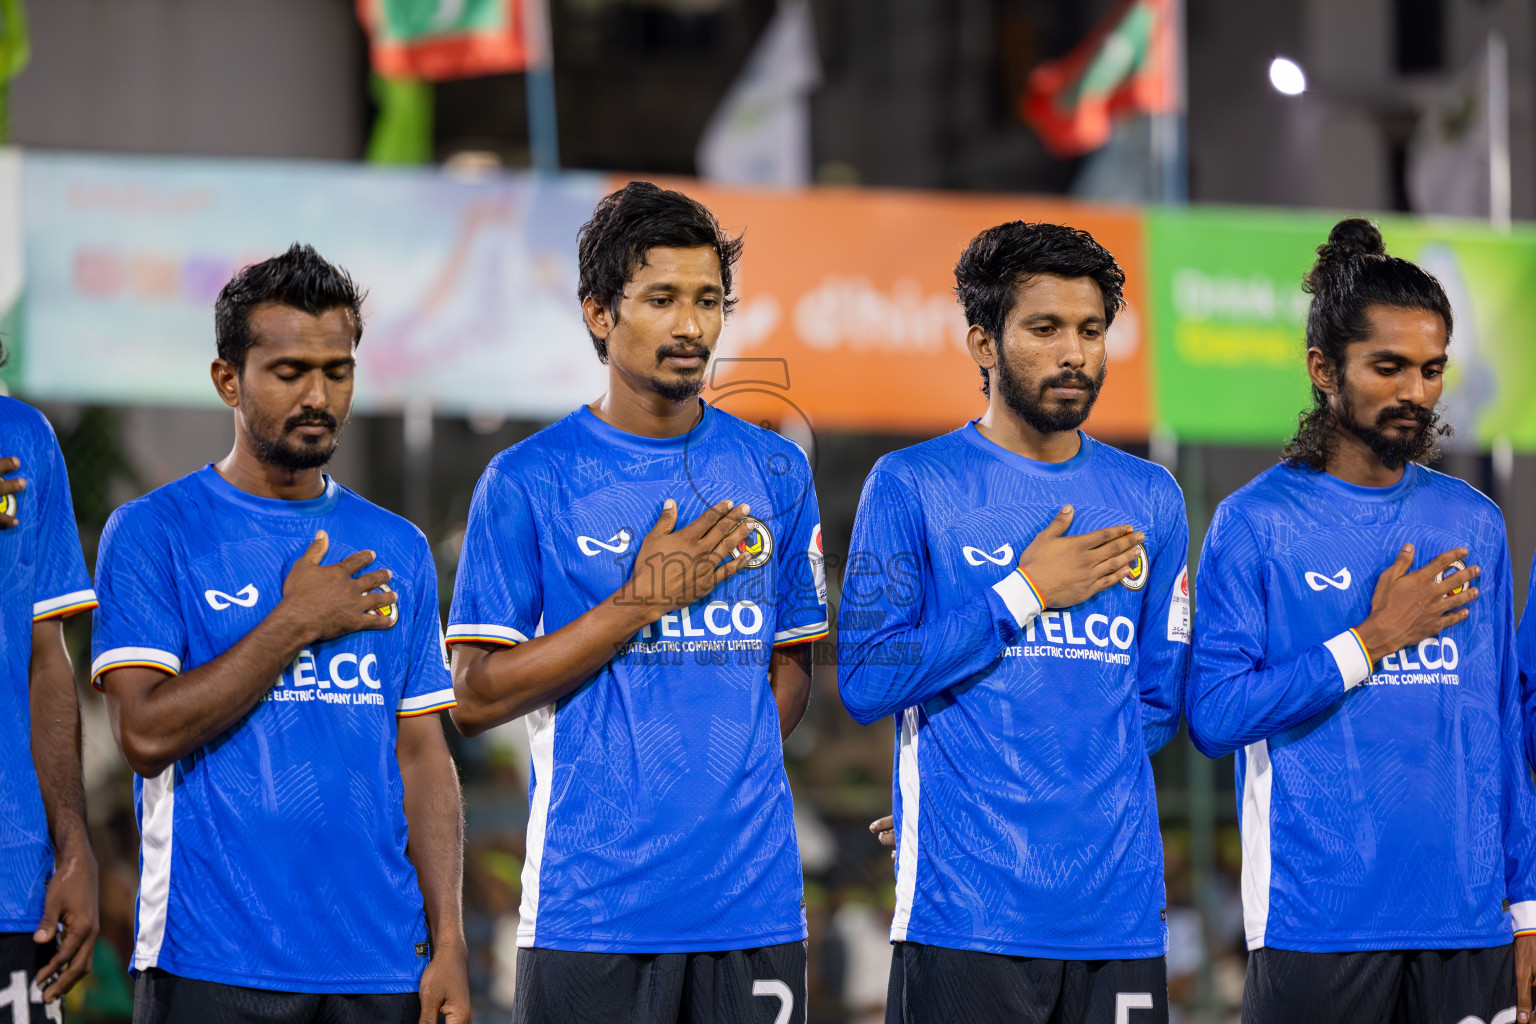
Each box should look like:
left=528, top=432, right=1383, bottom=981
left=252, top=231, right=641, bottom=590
left=1020, top=0, right=1177, bottom=159
left=696, top=0, right=820, bottom=187
left=357, top=0, right=530, bottom=82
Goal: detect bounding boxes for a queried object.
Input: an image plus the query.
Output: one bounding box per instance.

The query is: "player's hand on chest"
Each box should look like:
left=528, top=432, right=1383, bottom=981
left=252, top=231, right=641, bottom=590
left=187, top=531, right=400, bottom=653
left=556, top=484, right=778, bottom=599
left=941, top=502, right=1152, bottom=613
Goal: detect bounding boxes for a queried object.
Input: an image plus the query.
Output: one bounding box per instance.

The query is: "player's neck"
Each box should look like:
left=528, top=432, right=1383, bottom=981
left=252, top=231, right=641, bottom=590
left=215, top=441, right=328, bottom=502
left=1324, top=428, right=1406, bottom=489
left=976, top=402, right=1082, bottom=464
left=589, top=371, right=703, bottom=440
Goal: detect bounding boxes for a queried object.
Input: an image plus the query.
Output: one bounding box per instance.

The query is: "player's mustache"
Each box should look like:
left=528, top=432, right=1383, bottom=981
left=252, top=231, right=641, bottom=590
left=1039, top=369, right=1099, bottom=395
left=284, top=412, right=339, bottom=433
left=655, top=344, right=711, bottom=366
left=1374, top=403, right=1433, bottom=428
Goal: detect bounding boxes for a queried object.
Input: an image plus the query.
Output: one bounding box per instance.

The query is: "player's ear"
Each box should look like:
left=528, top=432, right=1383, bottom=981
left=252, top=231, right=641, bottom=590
left=582, top=295, right=615, bottom=341
left=210, top=359, right=241, bottom=410
left=1305, top=347, right=1340, bottom=396
left=966, top=324, right=997, bottom=374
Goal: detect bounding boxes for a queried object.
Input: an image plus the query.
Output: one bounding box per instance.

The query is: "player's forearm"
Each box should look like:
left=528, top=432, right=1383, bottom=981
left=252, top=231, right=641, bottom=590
left=399, top=723, right=467, bottom=953
left=1187, top=645, right=1356, bottom=756
left=838, top=595, right=1010, bottom=724
left=111, top=609, right=311, bottom=775
left=769, top=645, right=812, bottom=739
left=29, top=621, right=90, bottom=858
left=451, top=595, right=652, bottom=735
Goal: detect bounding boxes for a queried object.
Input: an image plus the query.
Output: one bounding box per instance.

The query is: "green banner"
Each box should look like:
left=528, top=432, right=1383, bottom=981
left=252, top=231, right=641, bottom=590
left=1148, top=207, right=1536, bottom=449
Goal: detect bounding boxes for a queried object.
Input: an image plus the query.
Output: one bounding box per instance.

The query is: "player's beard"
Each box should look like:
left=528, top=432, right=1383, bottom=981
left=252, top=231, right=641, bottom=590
left=651, top=342, right=710, bottom=403
left=995, top=342, right=1106, bottom=435
left=248, top=408, right=346, bottom=471
left=1336, top=385, right=1443, bottom=472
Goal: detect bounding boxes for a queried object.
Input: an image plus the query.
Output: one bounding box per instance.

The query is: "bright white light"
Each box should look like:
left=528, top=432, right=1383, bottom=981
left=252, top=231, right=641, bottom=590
left=1269, top=57, right=1306, bottom=96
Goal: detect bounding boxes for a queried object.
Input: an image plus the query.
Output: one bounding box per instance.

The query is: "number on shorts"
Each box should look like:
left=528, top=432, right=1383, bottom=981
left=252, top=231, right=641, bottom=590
left=1115, top=991, right=1154, bottom=1024
left=752, top=978, right=794, bottom=1024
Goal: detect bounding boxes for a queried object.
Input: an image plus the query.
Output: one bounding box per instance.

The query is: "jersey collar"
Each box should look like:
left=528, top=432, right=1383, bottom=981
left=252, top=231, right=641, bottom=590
left=960, top=420, right=1096, bottom=477
left=196, top=463, right=342, bottom=517
left=1302, top=462, right=1421, bottom=502
left=573, top=400, right=716, bottom=454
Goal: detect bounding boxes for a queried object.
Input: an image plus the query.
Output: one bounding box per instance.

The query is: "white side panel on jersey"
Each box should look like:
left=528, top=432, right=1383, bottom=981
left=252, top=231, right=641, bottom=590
left=516, top=702, right=557, bottom=947
left=890, top=705, right=922, bottom=942
left=133, top=768, right=176, bottom=970
left=1240, top=739, right=1274, bottom=950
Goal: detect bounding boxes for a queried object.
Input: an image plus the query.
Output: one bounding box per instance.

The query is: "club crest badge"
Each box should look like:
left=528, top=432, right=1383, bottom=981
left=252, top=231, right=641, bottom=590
left=1120, top=544, right=1150, bottom=591
left=1439, top=559, right=1468, bottom=596
left=737, top=518, right=774, bottom=569
left=367, top=581, right=398, bottom=625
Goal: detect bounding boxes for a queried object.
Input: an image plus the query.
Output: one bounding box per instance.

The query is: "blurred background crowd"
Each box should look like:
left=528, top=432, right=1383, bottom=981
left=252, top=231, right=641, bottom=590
left=10, top=0, right=1536, bottom=1020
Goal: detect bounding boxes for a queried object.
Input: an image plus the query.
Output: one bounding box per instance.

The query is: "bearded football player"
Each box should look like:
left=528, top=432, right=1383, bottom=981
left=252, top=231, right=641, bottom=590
left=447, top=182, right=827, bottom=1024
left=842, top=221, right=1191, bottom=1023
left=91, top=246, right=469, bottom=1024
left=1188, top=218, right=1536, bottom=1024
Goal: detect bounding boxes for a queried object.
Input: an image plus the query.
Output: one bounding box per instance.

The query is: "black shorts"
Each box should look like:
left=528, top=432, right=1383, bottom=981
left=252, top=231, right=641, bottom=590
left=0, top=932, right=61, bottom=1023
left=131, top=967, right=420, bottom=1024
left=885, top=941, right=1168, bottom=1024
left=1243, top=944, right=1516, bottom=1024
left=511, top=941, right=807, bottom=1024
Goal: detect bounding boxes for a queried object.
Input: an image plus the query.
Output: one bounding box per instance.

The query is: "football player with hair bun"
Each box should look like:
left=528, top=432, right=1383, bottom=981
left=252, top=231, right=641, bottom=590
left=1189, top=217, right=1536, bottom=1024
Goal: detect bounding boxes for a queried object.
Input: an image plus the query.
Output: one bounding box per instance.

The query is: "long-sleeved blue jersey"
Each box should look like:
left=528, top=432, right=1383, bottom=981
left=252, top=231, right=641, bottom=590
left=837, top=423, right=1190, bottom=959
left=1189, top=462, right=1536, bottom=952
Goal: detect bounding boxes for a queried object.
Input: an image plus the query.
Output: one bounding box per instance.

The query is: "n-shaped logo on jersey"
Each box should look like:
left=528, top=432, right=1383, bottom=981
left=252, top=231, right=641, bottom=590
left=205, top=584, right=259, bottom=610
left=578, top=530, right=632, bottom=556
left=964, top=544, right=1015, bottom=566
left=1305, top=568, right=1352, bottom=592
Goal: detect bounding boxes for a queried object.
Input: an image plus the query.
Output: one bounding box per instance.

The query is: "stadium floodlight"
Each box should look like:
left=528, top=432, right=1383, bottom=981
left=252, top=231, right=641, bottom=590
left=1269, top=57, right=1307, bottom=96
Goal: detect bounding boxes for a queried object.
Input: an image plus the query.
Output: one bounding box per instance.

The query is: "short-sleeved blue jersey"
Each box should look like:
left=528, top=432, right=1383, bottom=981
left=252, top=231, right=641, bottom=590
left=0, top=397, right=96, bottom=932
left=90, top=465, right=456, bottom=992
left=1189, top=462, right=1536, bottom=952
left=448, top=403, right=827, bottom=953
left=837, top=424, right=1190, bottom=960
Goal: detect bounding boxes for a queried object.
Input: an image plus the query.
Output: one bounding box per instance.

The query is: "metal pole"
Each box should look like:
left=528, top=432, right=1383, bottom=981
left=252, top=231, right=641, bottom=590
left=403, top=396, right=434, bottom=531
left=1488, top=30, right=1510, bottom=231
left=525, top=0, right=561, bottom=174
left=1152, top=0, right=1188, bottom=204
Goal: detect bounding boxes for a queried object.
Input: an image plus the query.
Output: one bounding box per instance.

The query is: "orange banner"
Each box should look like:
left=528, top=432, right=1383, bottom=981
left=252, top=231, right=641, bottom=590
left=619, top=179, right=1150, bottom=439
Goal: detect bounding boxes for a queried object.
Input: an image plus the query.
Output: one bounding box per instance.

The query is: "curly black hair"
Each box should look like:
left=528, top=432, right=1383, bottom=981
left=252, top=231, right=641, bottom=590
left=953, top=221, right=1126, bottom=397
left=576, top=181, right=743, bottom=363
left=1281, top=218, right=1454, bottom=470
left=214, top=243, right=366, bottom=371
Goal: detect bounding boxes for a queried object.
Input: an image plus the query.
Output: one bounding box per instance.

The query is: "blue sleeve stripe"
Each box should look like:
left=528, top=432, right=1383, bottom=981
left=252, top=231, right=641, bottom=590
left=33, top=589, right=98, bottom=621
left=1323, top=629, right=1373, bottom=691
left=397, top=687, right=458, bottom=718
left=445, top=622, right=527, bottom=646
left=91, top=646, right=182, bottom=690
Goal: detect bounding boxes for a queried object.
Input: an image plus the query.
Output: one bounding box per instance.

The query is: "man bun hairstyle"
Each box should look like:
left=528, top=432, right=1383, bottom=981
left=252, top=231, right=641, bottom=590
left=214, top=243, right=366, bottom=372
left=576, top=181, right=744, bottom=363
left=1281, top=217, right=1454, bottom=469
left=954, top=222, right=1126, bottom=397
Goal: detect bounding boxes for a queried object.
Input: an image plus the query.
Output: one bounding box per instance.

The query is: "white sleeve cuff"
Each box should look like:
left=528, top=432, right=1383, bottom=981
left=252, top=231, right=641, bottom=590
left=992, top=570, right=1045, bottom=630
left=1323, top=630, right=1372, bottom=691
left=1511, top=900, right=1536, bottom=934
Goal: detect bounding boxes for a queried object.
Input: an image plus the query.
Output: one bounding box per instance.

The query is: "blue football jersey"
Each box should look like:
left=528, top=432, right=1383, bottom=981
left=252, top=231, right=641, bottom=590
left=90, top=465, right=456, bottom=992
left=1189, top=462, right=1536, bottom=952
left=448, top=403, right=827, bottom=953
left=0, top=397, right=96, bottom=932
left=837, top=424, right=1190, bottom=960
